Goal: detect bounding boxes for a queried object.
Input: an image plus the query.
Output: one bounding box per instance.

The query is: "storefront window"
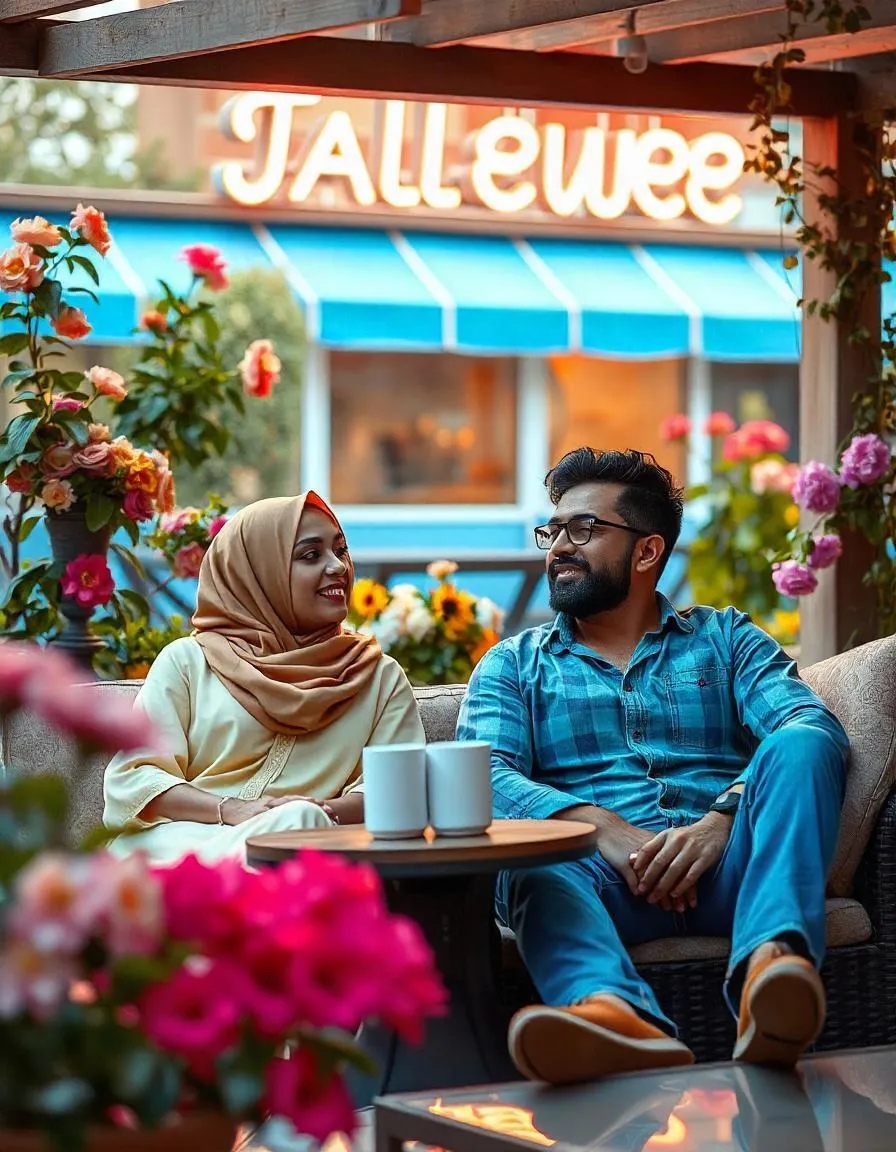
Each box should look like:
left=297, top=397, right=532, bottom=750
left=330, top=351, right=518, bottom=505
left=710, top=362, right=799, bottom=459
left=547, top=356, right=687, bottom=479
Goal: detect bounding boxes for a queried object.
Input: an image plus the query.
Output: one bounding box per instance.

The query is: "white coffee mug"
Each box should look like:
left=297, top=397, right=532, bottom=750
left=362, top=743, right=428, bottom=840
left=426, top=740, right=493, bottom=837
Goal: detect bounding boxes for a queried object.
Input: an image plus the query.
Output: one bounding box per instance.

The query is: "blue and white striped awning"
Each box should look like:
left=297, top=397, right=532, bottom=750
left=0, top=210, right=805, bottom=361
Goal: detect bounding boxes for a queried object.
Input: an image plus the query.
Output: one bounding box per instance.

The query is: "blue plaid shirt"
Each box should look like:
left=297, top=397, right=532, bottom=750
left=456, top=595, right=848, bottom=829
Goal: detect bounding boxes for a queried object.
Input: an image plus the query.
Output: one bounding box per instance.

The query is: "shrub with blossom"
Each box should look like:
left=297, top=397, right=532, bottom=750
left=146, top=496, right=229, bottom=580
left=0, top=642, right=445, bottom=1149
left=661, top=411, right=802, bottom=623
left=772, top=432, right=895, bottom=630
left=347, top=561, right=503, bottom=685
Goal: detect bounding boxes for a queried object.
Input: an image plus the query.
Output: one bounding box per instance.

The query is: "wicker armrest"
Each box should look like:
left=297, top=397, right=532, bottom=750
left=854, top=786, right=896, bottom=946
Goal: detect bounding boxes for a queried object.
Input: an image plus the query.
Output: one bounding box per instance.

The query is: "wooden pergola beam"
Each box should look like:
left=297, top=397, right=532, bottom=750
left=52, top=35, right=855, bottom=118
left=38, top=0, right=420, bottom=76
left=0, top=20, right=39, bottom=73
left=0, top=0, right=105, bottom=22
left=388, top=0, right=784, bottom=52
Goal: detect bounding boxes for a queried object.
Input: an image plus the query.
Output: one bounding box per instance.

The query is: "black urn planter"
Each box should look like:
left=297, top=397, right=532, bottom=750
left=44, top=507, right=112, bottom=671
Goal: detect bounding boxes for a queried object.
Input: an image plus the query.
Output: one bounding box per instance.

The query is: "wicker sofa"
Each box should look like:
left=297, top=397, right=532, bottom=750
left=2, top=634, right=895, bottom=1063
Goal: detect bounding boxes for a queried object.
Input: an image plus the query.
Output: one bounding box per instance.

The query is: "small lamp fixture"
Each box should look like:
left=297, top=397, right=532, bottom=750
left=615, top=10, right=649, bottom=75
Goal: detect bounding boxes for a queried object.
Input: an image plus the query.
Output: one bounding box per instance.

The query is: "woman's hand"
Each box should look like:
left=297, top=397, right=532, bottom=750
left=220, top=798, right=271, bottom=825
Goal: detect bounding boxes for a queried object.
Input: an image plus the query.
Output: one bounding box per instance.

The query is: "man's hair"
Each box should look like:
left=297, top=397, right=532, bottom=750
left=545, top=448, right=684, bottom=576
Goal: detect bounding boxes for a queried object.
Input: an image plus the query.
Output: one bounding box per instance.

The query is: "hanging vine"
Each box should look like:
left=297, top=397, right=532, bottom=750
left=743, top=0, right=896, bottom=639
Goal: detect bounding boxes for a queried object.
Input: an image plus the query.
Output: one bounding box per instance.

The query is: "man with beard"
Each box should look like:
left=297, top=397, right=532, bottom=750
left=456, top=447, right=848, bottom=1085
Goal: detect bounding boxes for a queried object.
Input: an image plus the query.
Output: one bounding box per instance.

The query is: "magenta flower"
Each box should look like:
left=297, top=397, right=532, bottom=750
left=791, top=461, right=841, bottom=514
left=659, top=413, right=691, bottom=442
left=839, top=433, right=893, bottom=489
left=51, top=395, right=83, bottom=413
left=207, top=514, right=228, bottom=540
left=60, top=553, right=114, bottom=608
left=808, top=534, right=843, bottom=570
left=122, top=489, right=154, bottom=522
left=265, top=1049, right=356, bottom=1144
left=772, top=560, right=819, bottom=597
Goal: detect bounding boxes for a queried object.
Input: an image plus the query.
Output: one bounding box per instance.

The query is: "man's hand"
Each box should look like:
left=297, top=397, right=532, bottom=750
left=630, top=812, right=733, bottom=907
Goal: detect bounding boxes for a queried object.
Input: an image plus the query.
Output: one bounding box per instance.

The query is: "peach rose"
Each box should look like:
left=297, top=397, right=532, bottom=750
left=11, top=216, right=63, bottom=249
left=40, top=443, right=78, bottom=478
left=155, top=467, right=176, bottom=514
left=139, top=310, right=168, bottom=334
left=40, top=479, right=76, bottom=512
left=86, top=366, right=127, bottom=401
left=5, top=463, right=36, bottom=494
left=88, top=422, right=111, bottom=443
left=70, top=204, right=111, bottom=257
left=0, top=243, right=44, bottom=293
left=72, top=441, right=116, bottom=476
left=426, top=559, right=459, bottom=581
left=239, top=339, right=280, bottom=398
left=52, top=306, right=91, bottom=341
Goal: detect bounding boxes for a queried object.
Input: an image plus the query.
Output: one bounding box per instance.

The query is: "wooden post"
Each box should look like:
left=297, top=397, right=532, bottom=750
left=799, top=114, right=881, bottom=665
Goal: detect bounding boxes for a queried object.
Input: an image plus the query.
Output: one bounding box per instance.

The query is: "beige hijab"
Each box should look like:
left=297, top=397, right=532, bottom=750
left=192, top=493, right=380, bottom=736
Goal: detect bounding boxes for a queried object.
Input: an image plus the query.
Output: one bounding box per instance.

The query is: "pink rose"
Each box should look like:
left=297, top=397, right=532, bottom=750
left=40, top=443, right=78, bottom=478
left=160, top=508, right=195, bottom=535
left=808, top=534, right=843, bottom=570
left=123, top=488, right=155, bottom=522
left=207, top=514, right=228, bottom=540
left=102, top=854, right=164, bottom=958
left=5, top=462, right=36, bottom=494
left=70, top=204, right=111, bottom=257
left=9, top=853, right=99, bottom=953
left=772, top=560, right=818, bottom=598
left=86, top=365, right=127, bottom=401
left=173, top=541, right=206, bottom=578
left=0, top=937, right=76, bottom=1021
left=52, top=306, right=91, bottom=341
left=839, top=433, right=893, bottom=489
left=703, top=411, right=736, bottom=437
left=60, top=553, right=114, bottom=608
left=659, top=414, right=691, bottom=442
left=792, top=461, right=842, bottom=514
left=179, top=243, right=229, bottom=292
left=0, top=242, right=44, bottom=293
left=11, top=216, right=63, bottom=248
left=239, top=338, right=281, bottom=398
left=52, top=395, right=83, bottom=413
left=40, top=478, right=76, bottom=511
left=72, top=441, right=116, bottom=476
left=264, top=1050, right=356, bottom=1144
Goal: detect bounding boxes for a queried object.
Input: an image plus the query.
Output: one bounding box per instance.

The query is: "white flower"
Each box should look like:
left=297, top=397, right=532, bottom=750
left=370, top=611, right=405, bottom=650
left=405, top=604, right=435, bottom=643
left=389, top=583, right=421, bottom=605
left=475, top=596, right=505, bottom=633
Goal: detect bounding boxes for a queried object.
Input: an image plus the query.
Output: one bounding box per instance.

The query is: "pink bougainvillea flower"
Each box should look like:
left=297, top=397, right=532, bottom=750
left=52, top=306, right=92, bottom=341
left=123, top=488, right=155, bottom=522
left=0, top=242, right=44, bottom=293
left=264, top=1049, right=356, bottom=1144
left=808, top=534, right=843, bottom=570
left=86, top=365, right=127, bottom=401
left=139, top=309, right=168, bottom=333
left=173, top=541, right=206, bottom=578
left=60, top=553, right=115, bottom=608
left=207, top=514, right=228, bottom=540
left=239, top=338, right=281, bottom=398
left=10, top=216, right=62, bottom=248
left=659, top=414, right=691, bottom=442
left=179, top=243, right=229, bottom=292
left=70, top=204, right=111, bottom=257
left=702, top=411, right=736, bottom=437
left=772, top=560, right=818, bottom=597
left=40, top=478, right=76, bottom=512
left=791, top=460, right=842, bottom=514
left=51, top=395, right=83, bottom=413
left=839, top=433, right=893, bottom=489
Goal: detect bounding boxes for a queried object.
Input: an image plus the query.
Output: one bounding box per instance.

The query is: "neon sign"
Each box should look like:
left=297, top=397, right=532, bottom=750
left=213, top=94, right=745, bottom=226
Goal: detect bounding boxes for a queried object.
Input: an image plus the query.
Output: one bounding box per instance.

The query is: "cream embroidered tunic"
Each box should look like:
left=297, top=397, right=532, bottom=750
left=103, top=636, right=424, bottom=864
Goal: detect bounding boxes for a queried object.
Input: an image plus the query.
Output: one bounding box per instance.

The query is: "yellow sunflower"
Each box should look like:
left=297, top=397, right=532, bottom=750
left=431, top=582, right=476, bottom=638
left=351, top=578, right=389, bottom=620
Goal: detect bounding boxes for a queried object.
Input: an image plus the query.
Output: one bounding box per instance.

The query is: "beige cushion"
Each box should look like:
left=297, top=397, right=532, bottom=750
left=802, top=635, right=896, bottom=896
left=500, top=897, right=872, bottom=969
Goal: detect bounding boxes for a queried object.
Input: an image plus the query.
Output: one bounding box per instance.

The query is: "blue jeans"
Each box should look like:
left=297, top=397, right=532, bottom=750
left=496, top=728, right=846, bottom=1035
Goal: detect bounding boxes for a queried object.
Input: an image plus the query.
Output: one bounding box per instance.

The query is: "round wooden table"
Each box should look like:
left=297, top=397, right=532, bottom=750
left=246, top=818, right=598, bottom=1102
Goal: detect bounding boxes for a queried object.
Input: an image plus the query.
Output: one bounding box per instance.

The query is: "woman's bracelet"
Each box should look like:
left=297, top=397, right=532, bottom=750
left=217, top=796, right=229, bottom=825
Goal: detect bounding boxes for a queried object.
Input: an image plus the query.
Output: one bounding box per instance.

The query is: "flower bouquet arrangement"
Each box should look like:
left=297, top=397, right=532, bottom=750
left=0, top=642, right=445, bottom=1151
left=772, top=432, right=895, bottom=631
left=146, top=497, right=229, bottom=580
left=661, top=412, right=801, bottom=621
left=347, top=561, right=503, bottom=686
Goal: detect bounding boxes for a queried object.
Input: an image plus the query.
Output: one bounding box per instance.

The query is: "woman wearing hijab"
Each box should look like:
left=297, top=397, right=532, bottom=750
left=103, top=492, right=424, bottom=863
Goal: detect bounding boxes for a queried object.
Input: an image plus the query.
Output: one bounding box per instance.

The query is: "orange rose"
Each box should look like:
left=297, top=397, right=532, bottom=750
left=239, top=339, right=280, bottom=398
left=86, top=365, right=127, bottom=401
left=70, top=204, right=111, bottom=257
left=109, top=436, right=138, bottom=471
left=52, top=306, right=91, bottom=341
left=125, top=453, right=160, bottom=496
left=139, top=310, right=168, bottom=333
left=0, top=243, right=44, bottom=293
left=156, top=467, right=176, bottom=514
left=40, top=478, right=76, bottom=511
left=11, top=216, right=63, bottom=248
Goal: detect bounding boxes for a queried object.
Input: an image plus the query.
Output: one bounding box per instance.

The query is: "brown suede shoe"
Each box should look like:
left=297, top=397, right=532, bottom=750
left=507, top=995, right=695, bottom=1085
left=733, top=954, right=826, bottom=1066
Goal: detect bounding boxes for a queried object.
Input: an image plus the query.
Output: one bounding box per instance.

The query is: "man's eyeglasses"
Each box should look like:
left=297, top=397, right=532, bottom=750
left=533, top=515, right=643, bottom=551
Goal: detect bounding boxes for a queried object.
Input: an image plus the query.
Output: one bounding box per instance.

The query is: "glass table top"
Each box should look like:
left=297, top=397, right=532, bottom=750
left=379, top=1046, right=896, bottom=1152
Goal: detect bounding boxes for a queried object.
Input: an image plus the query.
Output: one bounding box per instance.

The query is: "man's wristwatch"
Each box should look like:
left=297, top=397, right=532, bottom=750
left=709, top=789, right=741, bottom=817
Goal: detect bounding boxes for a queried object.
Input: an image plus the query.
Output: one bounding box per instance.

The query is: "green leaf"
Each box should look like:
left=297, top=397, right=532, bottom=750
left=70, top=253, right=100, bottom=285
left=85, top=491, right=116, bottom=531
left=18, top=515, right=41, bottom=541
left=66, top=285, right=100, bottom=305
left=31, top=277, right=63, bottom=319
left=0, top=413, right=41, bottom=463
left=0, top=331, right=30, bottom=356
